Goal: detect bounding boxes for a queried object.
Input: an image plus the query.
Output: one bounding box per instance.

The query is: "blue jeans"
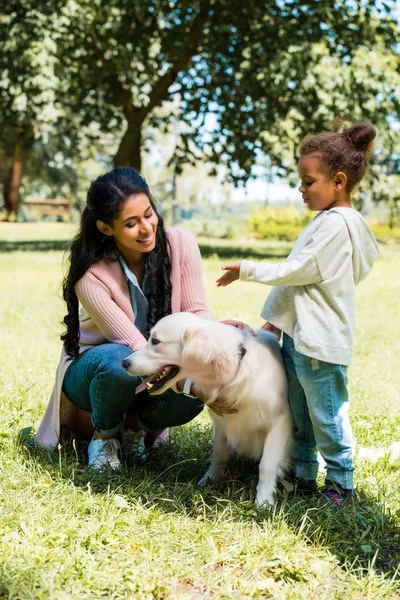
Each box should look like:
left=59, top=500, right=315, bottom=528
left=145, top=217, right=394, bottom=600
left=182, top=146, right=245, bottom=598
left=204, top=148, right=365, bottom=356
left=281, top=334, right=354, bottom=489
left=63, top=343, right=204, bottom=437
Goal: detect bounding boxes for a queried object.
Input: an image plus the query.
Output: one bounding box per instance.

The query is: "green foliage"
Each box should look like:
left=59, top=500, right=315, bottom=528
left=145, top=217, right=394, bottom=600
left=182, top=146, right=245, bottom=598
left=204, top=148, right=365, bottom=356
left=0, top=2, right=115, bottom=215
left=2, top=1, right=400, bottom=218
left=52, top=0, right=400, bottom=181
left=187, top=219, right=236, bottom=240
left=248, top=204, right=313, bottom=240
left=371, top=224, right=400, bottom=243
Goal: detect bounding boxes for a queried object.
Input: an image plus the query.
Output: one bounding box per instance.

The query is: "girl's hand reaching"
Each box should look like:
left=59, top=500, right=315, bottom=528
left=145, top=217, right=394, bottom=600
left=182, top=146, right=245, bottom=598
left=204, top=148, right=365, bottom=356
left=260, top=321, right=282, bottom=341
left=216, top=263, right=241, bottom=287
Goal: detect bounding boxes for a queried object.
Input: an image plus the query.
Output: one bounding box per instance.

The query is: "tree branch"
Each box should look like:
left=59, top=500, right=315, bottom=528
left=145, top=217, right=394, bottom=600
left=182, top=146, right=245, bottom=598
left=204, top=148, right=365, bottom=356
left=146, top=1, right=212, bottom=114
left=88, top=28, right=136, bottom=120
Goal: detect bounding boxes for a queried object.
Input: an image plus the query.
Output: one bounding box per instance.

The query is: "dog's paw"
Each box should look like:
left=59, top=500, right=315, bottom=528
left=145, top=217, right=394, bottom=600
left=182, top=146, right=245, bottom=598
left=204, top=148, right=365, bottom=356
left=255, top=488, right=277, bottom=509
left=197, top=470, right=215, bottom=488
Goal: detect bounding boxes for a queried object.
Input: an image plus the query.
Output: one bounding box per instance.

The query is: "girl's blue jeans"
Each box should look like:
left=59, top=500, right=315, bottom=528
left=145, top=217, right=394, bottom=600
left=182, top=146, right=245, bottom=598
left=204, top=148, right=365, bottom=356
left=63, top=343, right=204, bottom=437
left=281, top=334, right=354, bottom=489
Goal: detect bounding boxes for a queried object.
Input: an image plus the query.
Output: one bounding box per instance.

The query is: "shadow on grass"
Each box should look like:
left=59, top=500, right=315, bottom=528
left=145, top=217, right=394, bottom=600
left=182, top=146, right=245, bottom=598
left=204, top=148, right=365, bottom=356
left=0, top=238, right=291, bottom=259
left=198, top=242, right=290, bottom=260
left=0, top=240, right=71, bottom=252
left=21, top=424, right=400, bottom=582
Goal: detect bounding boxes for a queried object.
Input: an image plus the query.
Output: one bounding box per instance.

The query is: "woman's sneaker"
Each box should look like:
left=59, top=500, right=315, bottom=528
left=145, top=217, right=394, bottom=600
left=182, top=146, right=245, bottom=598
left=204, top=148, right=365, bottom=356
left=319, top=480, right=357, bottom=510
left=88, top=438, right=121, bottom=471
left=120, top=427, right=149, bottom=461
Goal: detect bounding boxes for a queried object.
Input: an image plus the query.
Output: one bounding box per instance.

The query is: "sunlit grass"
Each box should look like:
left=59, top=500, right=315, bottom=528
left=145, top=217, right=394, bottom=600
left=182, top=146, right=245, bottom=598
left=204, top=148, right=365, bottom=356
left=0, top=224, right=399, bottom=599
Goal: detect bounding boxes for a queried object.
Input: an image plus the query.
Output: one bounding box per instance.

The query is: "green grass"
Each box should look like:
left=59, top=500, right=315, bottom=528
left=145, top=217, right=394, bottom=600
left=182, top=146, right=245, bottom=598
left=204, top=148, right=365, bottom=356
left=0, top=223, right=399, bottom=599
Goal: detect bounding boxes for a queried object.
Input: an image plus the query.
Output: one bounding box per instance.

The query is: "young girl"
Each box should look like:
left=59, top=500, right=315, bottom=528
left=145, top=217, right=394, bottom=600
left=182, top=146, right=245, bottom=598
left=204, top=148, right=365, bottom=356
left=217, top=123, right=379, bottom=507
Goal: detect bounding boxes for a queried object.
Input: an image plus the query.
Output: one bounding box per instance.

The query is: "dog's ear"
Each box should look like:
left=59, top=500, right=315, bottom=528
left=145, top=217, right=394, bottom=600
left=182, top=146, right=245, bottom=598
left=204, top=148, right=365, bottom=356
left=182, top=327, right=238, bottom=379
left=182, top=328, right=219, bottom=366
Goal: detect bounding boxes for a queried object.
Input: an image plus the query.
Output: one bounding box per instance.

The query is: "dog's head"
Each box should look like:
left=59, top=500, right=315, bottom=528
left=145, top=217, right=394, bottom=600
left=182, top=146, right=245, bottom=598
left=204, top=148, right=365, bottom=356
left=122, top=312, right=242, bottom=395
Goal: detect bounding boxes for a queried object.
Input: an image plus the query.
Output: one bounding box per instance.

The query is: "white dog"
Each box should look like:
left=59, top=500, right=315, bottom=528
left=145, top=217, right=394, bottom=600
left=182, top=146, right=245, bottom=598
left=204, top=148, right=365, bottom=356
left=122, top=312, right=292, bottom=507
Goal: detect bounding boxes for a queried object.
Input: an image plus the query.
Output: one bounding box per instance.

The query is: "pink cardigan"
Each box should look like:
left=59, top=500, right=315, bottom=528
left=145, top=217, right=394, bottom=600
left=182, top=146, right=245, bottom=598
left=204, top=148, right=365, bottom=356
left=36, top=228, right=213, bottom=448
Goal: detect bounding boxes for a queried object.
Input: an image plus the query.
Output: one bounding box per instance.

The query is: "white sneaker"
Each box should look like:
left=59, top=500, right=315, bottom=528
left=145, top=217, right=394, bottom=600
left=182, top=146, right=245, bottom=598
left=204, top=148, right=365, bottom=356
left=121, top=428, right=148, bottom=461
left=88, top=438, right=121, bottom=471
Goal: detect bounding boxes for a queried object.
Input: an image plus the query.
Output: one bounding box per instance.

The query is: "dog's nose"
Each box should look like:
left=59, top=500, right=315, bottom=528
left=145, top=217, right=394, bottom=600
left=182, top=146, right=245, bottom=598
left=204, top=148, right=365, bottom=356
left=122, top=358, right=131, bottom=370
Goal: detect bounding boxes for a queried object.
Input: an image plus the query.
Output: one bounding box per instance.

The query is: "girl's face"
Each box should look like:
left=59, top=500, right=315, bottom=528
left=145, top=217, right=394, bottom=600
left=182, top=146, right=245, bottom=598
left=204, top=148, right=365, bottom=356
left=97, top=193, right=159, bottom=261
left=298, top=154, right=349, bottom=211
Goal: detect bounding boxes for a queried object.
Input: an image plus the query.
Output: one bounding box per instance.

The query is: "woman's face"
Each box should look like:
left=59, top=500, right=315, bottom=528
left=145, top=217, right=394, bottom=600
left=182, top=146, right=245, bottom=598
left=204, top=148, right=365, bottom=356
left=97, top=193, right=159, bottom=261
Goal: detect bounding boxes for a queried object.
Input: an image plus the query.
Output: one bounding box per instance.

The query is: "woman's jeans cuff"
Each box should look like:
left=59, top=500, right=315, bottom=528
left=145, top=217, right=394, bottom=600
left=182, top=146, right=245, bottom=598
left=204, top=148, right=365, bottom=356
left=92, top=421, right=122, bottom=438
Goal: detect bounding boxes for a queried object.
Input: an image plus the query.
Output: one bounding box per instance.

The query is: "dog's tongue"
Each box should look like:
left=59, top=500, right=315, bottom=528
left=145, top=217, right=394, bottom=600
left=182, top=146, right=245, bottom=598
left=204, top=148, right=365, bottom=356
left=135, top=366, right=174, bottom=395
left=135, top=379, right=147, bottom=394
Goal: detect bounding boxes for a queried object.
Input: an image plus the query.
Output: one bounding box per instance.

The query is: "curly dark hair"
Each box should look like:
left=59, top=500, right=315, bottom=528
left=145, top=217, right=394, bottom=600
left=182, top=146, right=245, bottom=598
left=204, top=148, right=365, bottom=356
left=299, top=123, right=376, bottom=191
left=61, top=167, right=172, bottom=358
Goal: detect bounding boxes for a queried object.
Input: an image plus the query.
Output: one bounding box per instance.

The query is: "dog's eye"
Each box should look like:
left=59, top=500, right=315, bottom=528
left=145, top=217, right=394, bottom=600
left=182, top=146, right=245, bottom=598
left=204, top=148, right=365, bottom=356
left=151, top=337, right=160, bottom=345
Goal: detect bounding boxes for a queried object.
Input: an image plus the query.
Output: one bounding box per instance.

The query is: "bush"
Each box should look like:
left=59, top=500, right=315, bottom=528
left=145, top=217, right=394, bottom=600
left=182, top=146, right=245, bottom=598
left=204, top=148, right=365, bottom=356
left=248, top=205, right=312, bottom=241
left=370, top=224, right=400, bottom=244
left=182, top=218, right=239, bottom=240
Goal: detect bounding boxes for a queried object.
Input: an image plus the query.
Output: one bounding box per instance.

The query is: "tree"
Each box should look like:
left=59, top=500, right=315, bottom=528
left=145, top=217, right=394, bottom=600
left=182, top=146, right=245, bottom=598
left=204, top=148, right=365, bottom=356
left=54, top=0, right=399, bottom=181
left=3, top=1, right=400, bottom=217
left=359, top=126, right=400, bottom=223
left=0, top=1, right=62, bottom=220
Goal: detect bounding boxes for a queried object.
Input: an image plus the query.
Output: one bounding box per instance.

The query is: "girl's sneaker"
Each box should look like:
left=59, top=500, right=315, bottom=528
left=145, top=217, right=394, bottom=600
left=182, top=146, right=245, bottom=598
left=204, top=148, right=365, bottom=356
left=319, top=480, right=357, bottom=509
left=88, top=438, right=121, bottom=470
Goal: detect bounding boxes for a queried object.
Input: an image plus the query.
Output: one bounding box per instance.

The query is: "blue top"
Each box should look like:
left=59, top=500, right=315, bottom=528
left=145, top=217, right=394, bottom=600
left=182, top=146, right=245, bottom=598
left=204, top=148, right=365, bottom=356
left=119, top=255, right=149, bottom=337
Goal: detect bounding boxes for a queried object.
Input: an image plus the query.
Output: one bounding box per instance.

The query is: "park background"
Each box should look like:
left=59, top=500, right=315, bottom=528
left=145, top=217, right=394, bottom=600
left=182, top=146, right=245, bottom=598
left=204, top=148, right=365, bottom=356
left=1, top=1, right=400, bottom=599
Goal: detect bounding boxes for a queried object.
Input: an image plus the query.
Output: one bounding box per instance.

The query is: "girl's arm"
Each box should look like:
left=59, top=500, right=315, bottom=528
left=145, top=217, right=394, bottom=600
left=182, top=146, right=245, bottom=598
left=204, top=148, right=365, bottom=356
left=76, top=273, right=147, bottom=350
left=217, top=253, right=322, bottom=287
left=217, top=216, right=350, bottom=288
left=239, top=252, right=322, bottom=287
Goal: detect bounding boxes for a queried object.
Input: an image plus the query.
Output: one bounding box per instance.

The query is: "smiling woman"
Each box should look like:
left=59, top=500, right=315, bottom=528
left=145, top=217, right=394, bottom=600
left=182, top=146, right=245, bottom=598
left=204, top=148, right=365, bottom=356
left=35, top=167, right=214, bottom=470
left=96, top=194, right=159, bottom=265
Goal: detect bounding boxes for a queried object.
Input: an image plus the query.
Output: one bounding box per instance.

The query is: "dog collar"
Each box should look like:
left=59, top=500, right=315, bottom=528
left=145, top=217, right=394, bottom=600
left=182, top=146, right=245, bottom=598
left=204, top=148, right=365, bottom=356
left=183, top=377, right=197, bottom=398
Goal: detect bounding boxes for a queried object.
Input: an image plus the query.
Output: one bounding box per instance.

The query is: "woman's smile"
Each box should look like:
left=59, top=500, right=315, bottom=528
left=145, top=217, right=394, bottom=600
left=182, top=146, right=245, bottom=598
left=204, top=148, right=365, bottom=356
left=137, top=234, right=155, bottom=246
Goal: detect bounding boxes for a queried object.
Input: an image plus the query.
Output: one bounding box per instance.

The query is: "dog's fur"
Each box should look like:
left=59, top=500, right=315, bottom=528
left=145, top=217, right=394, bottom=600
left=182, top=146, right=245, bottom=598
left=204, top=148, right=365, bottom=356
left=123, top=312, right=292, bottom=507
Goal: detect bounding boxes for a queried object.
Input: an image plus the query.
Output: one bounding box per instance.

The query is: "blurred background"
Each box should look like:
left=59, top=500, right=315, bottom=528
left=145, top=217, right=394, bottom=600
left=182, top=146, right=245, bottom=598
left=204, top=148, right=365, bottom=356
left=1, top=0, right=399, bottom=244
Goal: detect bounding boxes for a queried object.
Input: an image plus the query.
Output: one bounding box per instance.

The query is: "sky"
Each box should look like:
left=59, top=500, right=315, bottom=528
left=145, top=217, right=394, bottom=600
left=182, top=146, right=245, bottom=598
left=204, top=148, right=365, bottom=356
left=230, top=177, right=299, bottom=205
left=231, top=0, right=400, bottom=204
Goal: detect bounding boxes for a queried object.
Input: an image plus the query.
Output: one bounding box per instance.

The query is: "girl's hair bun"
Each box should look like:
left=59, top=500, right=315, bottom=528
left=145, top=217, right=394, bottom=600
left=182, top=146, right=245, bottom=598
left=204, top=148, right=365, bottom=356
left=345, top=123, right=376, bottom=152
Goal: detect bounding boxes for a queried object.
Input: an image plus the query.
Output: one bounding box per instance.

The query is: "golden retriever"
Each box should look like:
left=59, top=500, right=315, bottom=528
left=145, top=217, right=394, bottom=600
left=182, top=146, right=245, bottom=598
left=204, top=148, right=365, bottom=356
left=122, top=312, right=292, bottom=507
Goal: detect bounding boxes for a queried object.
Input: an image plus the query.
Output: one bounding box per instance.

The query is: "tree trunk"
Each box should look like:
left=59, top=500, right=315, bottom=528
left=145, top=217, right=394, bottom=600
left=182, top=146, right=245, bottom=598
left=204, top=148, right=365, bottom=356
left=1, top=140, right=23, bottom=221
left=114, top=123, right=142, bottom=171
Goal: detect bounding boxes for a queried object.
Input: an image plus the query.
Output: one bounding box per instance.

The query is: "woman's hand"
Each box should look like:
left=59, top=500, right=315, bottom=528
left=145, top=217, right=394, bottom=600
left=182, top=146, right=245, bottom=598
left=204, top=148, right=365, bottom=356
left=260, top=321, right=282, bottom=341
left=216, top=263, right=241, bottom=287
left=220, top=319, right=256, bottom=336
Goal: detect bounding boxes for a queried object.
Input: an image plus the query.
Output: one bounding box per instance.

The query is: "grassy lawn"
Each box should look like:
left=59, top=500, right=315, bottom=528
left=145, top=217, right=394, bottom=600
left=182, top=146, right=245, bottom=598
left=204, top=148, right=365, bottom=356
left=0, top=223, right=399, bottom=599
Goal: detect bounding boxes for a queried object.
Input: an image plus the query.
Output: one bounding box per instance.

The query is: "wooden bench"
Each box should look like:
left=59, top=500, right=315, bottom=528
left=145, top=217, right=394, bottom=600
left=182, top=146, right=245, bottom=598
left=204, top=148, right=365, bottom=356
left=24, top=198, right=73, bottom=222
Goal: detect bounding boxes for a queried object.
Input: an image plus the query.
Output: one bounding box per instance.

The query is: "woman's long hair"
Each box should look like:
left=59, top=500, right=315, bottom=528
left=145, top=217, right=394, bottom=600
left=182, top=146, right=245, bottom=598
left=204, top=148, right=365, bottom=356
left=61, top=167, right=172, bottom=358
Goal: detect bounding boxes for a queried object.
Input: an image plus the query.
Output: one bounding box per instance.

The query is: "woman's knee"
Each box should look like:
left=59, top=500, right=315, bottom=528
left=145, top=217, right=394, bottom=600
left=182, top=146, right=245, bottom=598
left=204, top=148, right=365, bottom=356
left=138, top=392, right=204, bottom=430
left=93, top=344, right=135, bottom=378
